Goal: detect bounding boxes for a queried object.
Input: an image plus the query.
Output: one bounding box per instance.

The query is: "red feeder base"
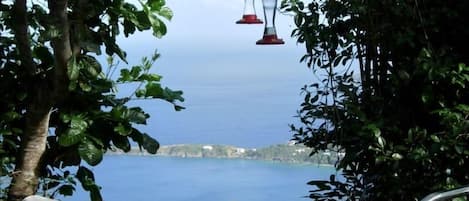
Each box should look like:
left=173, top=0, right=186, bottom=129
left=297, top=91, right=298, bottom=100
left=256, top=34, right=285, bottom=45
left=236, top=15, right=263, bottom=24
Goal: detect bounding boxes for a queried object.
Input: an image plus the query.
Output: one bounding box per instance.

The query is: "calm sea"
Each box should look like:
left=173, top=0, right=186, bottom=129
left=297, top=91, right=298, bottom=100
left=111, top=0, right=317, bottom=149
left=66, top=156, right=336, bottom=201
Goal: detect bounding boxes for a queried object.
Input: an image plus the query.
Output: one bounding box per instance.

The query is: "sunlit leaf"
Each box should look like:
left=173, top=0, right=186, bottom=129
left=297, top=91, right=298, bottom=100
left=58, top=129, right=85, bottom=147
left=78, top=140, right=103, bottom=166
left=158, top=7, right=173, bottom=20
left=67, top=57, right=80, bottom=81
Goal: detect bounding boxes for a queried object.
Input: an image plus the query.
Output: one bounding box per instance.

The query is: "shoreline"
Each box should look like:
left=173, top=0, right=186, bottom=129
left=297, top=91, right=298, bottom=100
left=107, top=143, right=340, bottom=166
left=107, top=153, right=336, bottom=167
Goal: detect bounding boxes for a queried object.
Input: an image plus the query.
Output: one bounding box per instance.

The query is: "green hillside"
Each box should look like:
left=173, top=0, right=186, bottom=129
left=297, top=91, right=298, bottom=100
left=110, top=144, right=342, bottom=165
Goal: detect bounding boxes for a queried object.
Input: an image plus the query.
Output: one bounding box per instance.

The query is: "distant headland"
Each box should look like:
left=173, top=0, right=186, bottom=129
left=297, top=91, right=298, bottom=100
left=108, top=143, right=343, bottom=166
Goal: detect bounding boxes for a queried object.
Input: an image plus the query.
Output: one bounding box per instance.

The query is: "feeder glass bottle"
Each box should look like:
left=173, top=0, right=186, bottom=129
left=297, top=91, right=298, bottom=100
left=236, top=0, right=263, bottom=24
left=256, top=0, right=284, bottom=45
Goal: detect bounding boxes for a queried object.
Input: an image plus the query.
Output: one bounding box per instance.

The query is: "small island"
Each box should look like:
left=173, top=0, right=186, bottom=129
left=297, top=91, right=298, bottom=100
left=109, top=143, right=343, bottom=165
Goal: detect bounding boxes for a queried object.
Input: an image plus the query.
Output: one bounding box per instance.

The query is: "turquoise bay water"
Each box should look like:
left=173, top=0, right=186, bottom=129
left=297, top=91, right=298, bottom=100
left=68, top=156, right=336, bottom=201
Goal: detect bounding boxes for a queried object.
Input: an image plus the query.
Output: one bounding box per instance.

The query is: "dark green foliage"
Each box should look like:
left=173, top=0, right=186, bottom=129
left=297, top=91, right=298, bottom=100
left=0, top=0, right=182, bottom=200
left=281, top=0, right=469, bottom=200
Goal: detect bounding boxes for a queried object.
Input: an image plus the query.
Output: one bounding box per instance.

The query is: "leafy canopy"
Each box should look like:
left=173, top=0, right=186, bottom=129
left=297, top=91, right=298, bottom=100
left=281, top=0, right=469, bottom=200
left=0, top=0, right=183, bottom=200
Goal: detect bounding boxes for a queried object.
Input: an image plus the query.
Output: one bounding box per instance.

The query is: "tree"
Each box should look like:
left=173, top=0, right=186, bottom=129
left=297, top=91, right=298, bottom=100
left=0, top=0, right=183, bottom=200
left=281, top=0, right=469, bottom=200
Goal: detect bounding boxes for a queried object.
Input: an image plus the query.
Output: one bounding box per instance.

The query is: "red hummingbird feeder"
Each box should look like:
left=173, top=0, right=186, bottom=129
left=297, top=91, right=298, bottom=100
left=236, top=0, right=263, bottom=24
left=256, top=0, right=284, bottom=45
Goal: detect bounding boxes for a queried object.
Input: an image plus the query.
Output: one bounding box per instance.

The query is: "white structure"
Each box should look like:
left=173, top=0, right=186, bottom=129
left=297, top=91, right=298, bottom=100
left=23, top=195, right=57, bottom=201
left=295, top=148, right=306, bottom=153
left=202, top=145, right=213, bottom=151
left=236, top=148, right=246, bottom=154
left=287, top=140, right=297, bottom=146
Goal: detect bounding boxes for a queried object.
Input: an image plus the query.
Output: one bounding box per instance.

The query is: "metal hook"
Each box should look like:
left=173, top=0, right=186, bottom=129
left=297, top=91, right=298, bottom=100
left=421, top=185, right=469, bottom=201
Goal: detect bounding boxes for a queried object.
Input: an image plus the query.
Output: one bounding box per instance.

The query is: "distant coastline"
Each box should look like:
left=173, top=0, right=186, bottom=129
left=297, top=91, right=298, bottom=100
left=108, top=143, right=342, bottom=166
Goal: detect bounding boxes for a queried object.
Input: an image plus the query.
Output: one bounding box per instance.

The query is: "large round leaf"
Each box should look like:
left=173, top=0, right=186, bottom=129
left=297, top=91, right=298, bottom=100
left=142, top=133, right=159, bottom=154
left=58, top=129, right=85, bottom=147
left=78, top=140, right=103, bottom=166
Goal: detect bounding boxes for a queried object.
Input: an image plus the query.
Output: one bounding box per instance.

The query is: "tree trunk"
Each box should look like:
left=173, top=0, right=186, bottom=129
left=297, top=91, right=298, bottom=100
left=7, top=0, right=71, bottom=200
left=8, top=106, right=51, bottom=201
left=7, top=0, right=51, bottom=200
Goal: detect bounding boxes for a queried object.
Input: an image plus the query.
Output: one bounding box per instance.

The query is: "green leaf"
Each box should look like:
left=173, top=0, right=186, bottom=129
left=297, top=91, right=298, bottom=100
left=294, top=14, right=304, bottom=27
left=126, top=107, right=148, bottom=124
left=1, top=111, right=20, bottom=122
left=79, top=82, right=92, bottom=92
left=158, top=7, right=173, bottom=20
left=58, top=184, right=75, bottom=196
left=112, top=135, right=131, bottom=152
left=138, top=73, right=162, bottom=82
left=67, top=57, right=80, bottom=81
left=310, top=94, right=319, bottom=103
left=455, top=104, right=469, bottom=113
left=145, top=82, right=164, bottom=97
left=81, top=41, right=102, bottom=55
left=162, top=87, right=184, bottom=102
left=129, top=129, right=144, bottom=145
left=71, top=115, right=89, bottom=130
left=392, top=153, right=403, bottom=160
left=134, top=10, right=151, bottom=30
left=114, top=123, right=132, bottom=136
left=307, top=180, right=331, bottom=190
left=40, top=27, right=61, bottom=41
left=123, top=18, right=137, bottom=37
left=377, top=136, right=386, bottom=149
left=76, top=166, right=96, bottom=190
left=153, top=19, right=167, bottom=38
left=430, top=135, right=440, bottom=143
left=58, top=129, right=85, bottom=147
left=130, top=66, right=142, bottom=79
left=105, top=42, right=127, bottom=63
left=68, top=82, right=77, bottom=91
left=135, top=89, right=146, bottom=97
left=76, top=167, right=103, bottom=201
left=148, top=0, right=165, bottom=11
left=90, top=188, right=103, bottom=201
left=59, top=115, right=88, bottom=146
left=118, top=69, right=132, bottom=82
left=142, top=133, right=159, bottom=154
left=86, top=135, right=105, bottom=148
left=174, top=105, right=185, bottom=111
left=81, top=56, right=102, bottom=77
left=78, top=140, right=103, bottom=166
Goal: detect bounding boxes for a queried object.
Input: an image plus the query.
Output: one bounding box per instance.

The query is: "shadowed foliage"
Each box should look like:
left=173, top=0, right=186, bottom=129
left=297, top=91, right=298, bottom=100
left=281, top=0, right=469, bottom=200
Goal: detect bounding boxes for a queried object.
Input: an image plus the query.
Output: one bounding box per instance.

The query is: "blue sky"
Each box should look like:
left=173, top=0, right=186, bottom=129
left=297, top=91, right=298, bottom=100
left=117, top=0, right=316, bottom=148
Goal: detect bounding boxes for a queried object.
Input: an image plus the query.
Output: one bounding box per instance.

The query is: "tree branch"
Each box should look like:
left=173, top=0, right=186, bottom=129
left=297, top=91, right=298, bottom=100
left=12, top=0, right=36, bottom=75
left=71, top=0, right=89, bottom=57
left=48, top=0, right=72, bottom=97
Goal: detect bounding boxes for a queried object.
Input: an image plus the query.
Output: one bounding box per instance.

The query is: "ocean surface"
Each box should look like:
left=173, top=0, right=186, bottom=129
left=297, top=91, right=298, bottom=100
left=111, top=0, right=317, bottom=148
left=62, top=2, right=334, bottom=199
left=66, top=156, right=337, bottom=201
